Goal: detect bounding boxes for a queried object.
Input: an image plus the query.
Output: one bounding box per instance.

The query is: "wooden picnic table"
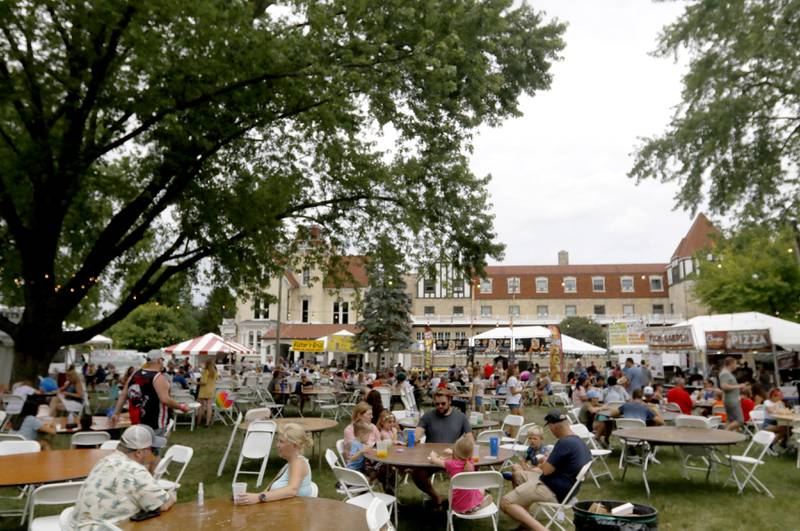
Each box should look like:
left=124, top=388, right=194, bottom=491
left=0, top=449, right=112, bottom=487
left=52, top=414, right=131, bottom=434
left=118, top=496, right=369, bottom=530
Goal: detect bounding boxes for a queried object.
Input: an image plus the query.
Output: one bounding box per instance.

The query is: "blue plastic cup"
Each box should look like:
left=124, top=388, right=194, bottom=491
left=489, top=436, right=499, bottom=457
left=407, top=430, right=416, bottom=448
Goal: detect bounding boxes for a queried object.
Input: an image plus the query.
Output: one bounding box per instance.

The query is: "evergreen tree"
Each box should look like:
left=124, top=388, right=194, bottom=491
left=355, top=241, right=413, bottom=356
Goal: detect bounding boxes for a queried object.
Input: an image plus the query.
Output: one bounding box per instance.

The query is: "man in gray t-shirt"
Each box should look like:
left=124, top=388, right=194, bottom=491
left=719, top=357, right=744, bottom=430
left=413, top=390, right=473, bottom=508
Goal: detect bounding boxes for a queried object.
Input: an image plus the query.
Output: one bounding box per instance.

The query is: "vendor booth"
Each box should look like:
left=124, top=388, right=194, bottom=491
left=164, top=333, right=255, bottom=367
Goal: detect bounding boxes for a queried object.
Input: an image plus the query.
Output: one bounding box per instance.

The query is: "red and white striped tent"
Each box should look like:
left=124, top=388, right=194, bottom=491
left=164, top=333, right=254, bottom=358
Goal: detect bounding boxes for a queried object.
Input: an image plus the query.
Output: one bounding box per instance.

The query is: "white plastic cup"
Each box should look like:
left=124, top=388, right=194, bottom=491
left=232, top=482, right=247, bottom=498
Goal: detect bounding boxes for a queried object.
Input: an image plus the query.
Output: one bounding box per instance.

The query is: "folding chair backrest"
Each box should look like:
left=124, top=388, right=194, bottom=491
left=614, top=418, right=646, bottom=430
left=366, top=496, right=392, bottom=531
left=375, top=388, right=391, bottom=410
left=100, top=440, right=120, bottom=450
left=392, top=410, right=409, bottom=422
left=517, top=423, right=539, bottom=443
left=0, top=439, right=40, bottom=455
left=242, top=421, right=276, bottom=458
left=308, top=481, right=319, bottom=497
left=71, top=431, right=111, bottom=448
left=245, top=408, right=272, bottom=423
left=1, top=394, right=24, bottom=414
left=561, top=460, right=593, bottom=505
left=749, top=430, right=776, bottom=458
left=502, top=414, right=524, bottom=431
left=161, top=444, right=194, bottom=484
left=675, top=415, right=712, bottom=429
left=30, top=481, right=84, bottom=526
left=0, top=433, right=26, bottom=442
left=476, top=429, right=505, bottom=444
left=332, top=465, right=372, bottom=496
left=152, top=455, right=174, bottom=479
left=0, top=410, right=6, bottom=429
left=336, top=438, right=348, bottom=465
left=450, top=470, right=504, bottom=491
left=664, top=402, right=682, bottom=413
left=569, top=423, right=592, bottom=440
left=325, top=448, right=341, bottom=469
left=749, top=410, right=765, bottom=423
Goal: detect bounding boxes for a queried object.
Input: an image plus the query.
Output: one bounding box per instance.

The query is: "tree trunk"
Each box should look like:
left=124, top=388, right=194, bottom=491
left=10, top=311, right=65, bottom=382
left=11, top=348, right=55, bottom=384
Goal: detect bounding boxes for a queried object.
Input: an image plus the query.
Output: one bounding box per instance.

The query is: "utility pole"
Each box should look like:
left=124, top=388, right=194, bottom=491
left=275, top=272, right=282, bottom=363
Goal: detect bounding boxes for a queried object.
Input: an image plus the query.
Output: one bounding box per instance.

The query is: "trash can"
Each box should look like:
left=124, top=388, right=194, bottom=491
left=573, top=500, right=658, bottom=531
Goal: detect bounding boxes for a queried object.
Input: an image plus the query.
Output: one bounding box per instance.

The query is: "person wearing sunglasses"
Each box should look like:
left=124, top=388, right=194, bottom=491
left=412, top=389, right=473, bottom=510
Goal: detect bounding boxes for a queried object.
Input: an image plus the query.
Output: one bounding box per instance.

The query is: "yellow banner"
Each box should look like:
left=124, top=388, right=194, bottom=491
left=291, top=340, right=324, bottom=352
left=328, top=335, right=356, bottom=353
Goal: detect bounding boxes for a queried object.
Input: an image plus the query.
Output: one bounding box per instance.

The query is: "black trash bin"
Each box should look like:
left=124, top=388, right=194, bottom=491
left=573, top=500, right=658, bottom=531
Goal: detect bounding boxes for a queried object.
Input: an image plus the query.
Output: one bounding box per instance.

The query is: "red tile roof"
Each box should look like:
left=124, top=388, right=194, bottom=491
left=323, top=256, right=369, bottom=288
left=671, top=213, right=719, bottom=259
left=261, top=323, right=360, bottom=340
left=484, top=264, right=667, bottom=275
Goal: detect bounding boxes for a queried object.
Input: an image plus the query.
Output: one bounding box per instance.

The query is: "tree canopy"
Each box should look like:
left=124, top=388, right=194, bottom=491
left=630, top=0, right=800, bottom=236
left=691, top=225, right=800, bottom=321
left=558, top=316, right=606, bottom=349
left=0, top=0, right=565, bottom=379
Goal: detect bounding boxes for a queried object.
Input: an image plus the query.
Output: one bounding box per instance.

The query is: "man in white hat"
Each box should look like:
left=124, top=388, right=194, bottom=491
left=69, top=425, right=176, bottom=528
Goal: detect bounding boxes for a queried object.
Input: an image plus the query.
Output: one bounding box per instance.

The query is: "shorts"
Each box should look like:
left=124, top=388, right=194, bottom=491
left=504, top=470, right=557, bottom=509
left=475, top=397, right=483, bottom=407
left=724, top=402, right=744, bottom=424
left=761, top=418, right=778, bottom=428
left=507, top=401, right=521, bottom=410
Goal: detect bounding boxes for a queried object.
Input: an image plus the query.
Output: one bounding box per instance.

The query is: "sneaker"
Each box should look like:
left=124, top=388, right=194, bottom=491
left=502, top=471, right=513, bottom=481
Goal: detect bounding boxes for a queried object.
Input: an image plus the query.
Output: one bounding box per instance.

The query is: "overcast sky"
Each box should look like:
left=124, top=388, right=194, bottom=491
left=471, top=0, right=695, bottom=267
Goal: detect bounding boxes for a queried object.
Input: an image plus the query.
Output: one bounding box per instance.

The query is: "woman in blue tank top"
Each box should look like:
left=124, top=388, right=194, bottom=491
left=234, top=422, right=314, bottom=504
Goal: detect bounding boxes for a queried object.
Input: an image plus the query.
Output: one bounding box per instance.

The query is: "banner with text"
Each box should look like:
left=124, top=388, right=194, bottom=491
left=646, top=326, right=695, bottom=351
left=705, top=329, right=772, bottom=353
left=609, top=322, right=647, bottom=346
left=548, top=325, right=565, bottom=383
left=291, top=340, right=325, bottom=352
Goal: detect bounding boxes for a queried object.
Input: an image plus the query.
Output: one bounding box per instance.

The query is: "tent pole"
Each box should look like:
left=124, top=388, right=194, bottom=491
left=771, top=342, right=781, bottom=387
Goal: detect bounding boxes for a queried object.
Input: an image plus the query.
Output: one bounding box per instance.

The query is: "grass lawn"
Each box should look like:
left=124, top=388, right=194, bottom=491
left=1, top=396, right=797, bottom=530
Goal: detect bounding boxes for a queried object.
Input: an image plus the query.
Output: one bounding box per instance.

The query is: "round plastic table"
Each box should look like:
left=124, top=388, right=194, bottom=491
left=0, top=449, right=112, bottom=487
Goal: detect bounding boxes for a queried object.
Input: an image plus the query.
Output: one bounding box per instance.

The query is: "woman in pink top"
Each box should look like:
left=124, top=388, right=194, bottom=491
left=428, top=435, right=492, bottom=514
left=343, top=402, right=380, bottom=453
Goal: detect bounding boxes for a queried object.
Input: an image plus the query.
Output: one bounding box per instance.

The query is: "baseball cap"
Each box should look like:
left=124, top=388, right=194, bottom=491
left=146, top=349, right=166, bottom=362
left=587, top=390, right=601, bottom=400
left=121, top=424, right=167, bottom=449
left=543, top=409, right=567, bottom=425
left=643, top=386, right=654, bottom=396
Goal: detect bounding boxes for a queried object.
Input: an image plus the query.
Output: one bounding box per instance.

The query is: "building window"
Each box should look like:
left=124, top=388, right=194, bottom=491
left=652, top=304, right=665, bottom=315
left=452, top=278, right=465, bottom=298
left=537, top=305, right=548, bottom=317
left=535, top=277, right=548, bottom=293
left=650, top=276, right=664, bottom=291
left=333, top=301, right=349, bottom=324
left=565, top=305, right=577, bottom=316
left=480, top=305, right=492, bottom=317
left=248, top=330, right=256, bottom=349
left=424, top=306, right=435, bottom=315
left=435, top=331, right=451, bottom=340
left=454, top=331, right=466, bottom=339
left=620, top=276, right=634, bottom=292
left=507, top=277, right=520, bottom=294
left=670, top=303, right=674, bottom=314
left=253, top=299, right=269, bottom=320
left=563, top=277, right=577, bottom=293
left=301, top=299, right=310, bottom=323
left=509, top=305, right=520, bottom=317
left=593, top=304, right=606, bottom=315
left=302, top=267, right=311, bottom=287
left=592, top=277, right=605, bottom=292
left=623, top=304, right=635, bottom=316
left=423, top=278, right=436, bottom=298
left=453, top=305, right=464, bottom=316
left=479, top=278, right=492, bottom=294
left=416, top=332, right=423, bottom=340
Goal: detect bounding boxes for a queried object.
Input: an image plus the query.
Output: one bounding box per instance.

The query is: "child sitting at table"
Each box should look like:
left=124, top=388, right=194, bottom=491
left=712, top=390, right=727, bottom=423
left=9, top=398, right=56, bottom=449
left=376, top=410, right=400, bottom=444
left=506, top=426, right=549, bottom=485
left=428, top=434, right=492, bottom=514
left=347, top=421, right=377, bottom=481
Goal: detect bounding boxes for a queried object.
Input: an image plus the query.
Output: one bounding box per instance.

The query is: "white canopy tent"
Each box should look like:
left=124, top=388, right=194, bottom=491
left=315, top=329, right=360, bottom=365
left=674, top=312, right=800, bottom=352
left=164, top=333, right=255, bottom=366
left=470, top=326, right=606, bottom=356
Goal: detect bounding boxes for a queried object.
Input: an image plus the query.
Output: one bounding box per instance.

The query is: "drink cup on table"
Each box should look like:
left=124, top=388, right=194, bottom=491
left=232, top=482, right=247, bottom=500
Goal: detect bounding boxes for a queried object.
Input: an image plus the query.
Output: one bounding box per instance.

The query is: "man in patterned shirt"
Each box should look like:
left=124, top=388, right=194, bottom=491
left=69, top=425, right=176, bottom=528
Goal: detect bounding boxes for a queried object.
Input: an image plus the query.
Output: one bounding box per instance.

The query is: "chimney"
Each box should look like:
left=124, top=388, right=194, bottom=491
left=558, top=250, right=569, bottom=265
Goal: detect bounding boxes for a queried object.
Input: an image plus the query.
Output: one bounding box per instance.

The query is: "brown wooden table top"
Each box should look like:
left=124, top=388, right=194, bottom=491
left=612, top=427, right=746, bottom=446
left=240, top=417, right=339, bottom=432
left=53, top=415, right=131, bottom=434
left=693, top=400, right=715, bottom=408
left=272, top=387, right=345, bottom=395
left=0, top=449, right=112, bottom=486
left=367, top=442, right=513, bottom=469
left=772, top=412, right=800, bottom=423
left=118, top=496, right=369, bottom=530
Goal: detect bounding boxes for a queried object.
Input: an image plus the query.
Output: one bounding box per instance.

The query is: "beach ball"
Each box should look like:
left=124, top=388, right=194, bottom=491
left=216, top=390, right=233, bottom=409
left=520, top=370, right=531, bottom=382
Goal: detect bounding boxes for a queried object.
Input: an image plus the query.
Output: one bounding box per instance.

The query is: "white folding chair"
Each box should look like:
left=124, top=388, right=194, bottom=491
left=172, top=395, right=201, bottom=432
left=499, top=414, right=524, bottom=443
left=315, top=392, right=340, bottom=420
left=217, top=412, right=244, bottom=476
left=533, top=460, right=593, bottom=531
left=0, top=440, right=40, bottom=522
left=244, top=407, right=272, bottom=424
left=58, top=395, right=85, bottom=417
left=566, top=407, right=581, bottom=424
left=27, top=481, right=83, bottom=531
left=570, top=424, right=613, bottom=487
left=663, top=402, right=682, bottom=414
left=257, top=390, right=284, bottom=418
left=476, top=429, right=505, bottom=444
left=233, top=420, right=276, bottom=487
left=0, top=394, right=24, bottom=415
left=338, top=389, right=361, bottom=418
left=308, top=481, right=319, bottom=498
left=500, top=422, right=539, bottom=455
left=724, top=430, right=775, bottom=497
left=366, top=496, right=395, bottom=531
left=746, top=410, right=765, bottom=438
left=446, top=471, right=503, bottom=531
left=99, top=440, right=120, bottom=450
left=400, top=388, right=418, bottom=413
left=0, top=433, right=26, bottom=442
left=553, top=392, right=571, bottom=407
left=154, top=444, right=194, bottom=491
left=332, top=466, right=397, bottom=529
left=70, top=431, right=111, bottom=449
left=375, top=388, right=391, bottom=410
left=674, top=415, right=717, bottom=479
left=0, top=410, right=6, bottom=431
left=326, top=448, right=369, bottom=498
left=613, top=417, right=648, bottom=469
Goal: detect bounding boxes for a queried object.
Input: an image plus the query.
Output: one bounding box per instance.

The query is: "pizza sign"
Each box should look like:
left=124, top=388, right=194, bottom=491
left=705, top=329, right=771, bottom=353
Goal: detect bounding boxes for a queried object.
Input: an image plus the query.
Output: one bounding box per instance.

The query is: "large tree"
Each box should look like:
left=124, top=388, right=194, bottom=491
left=630, top=0, right=800, bottom=253
left=558, top=316, right=606, bottom=349
left=0, top=1, right=565, bottom=379
left=691, top=225, right=800, bottom=321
